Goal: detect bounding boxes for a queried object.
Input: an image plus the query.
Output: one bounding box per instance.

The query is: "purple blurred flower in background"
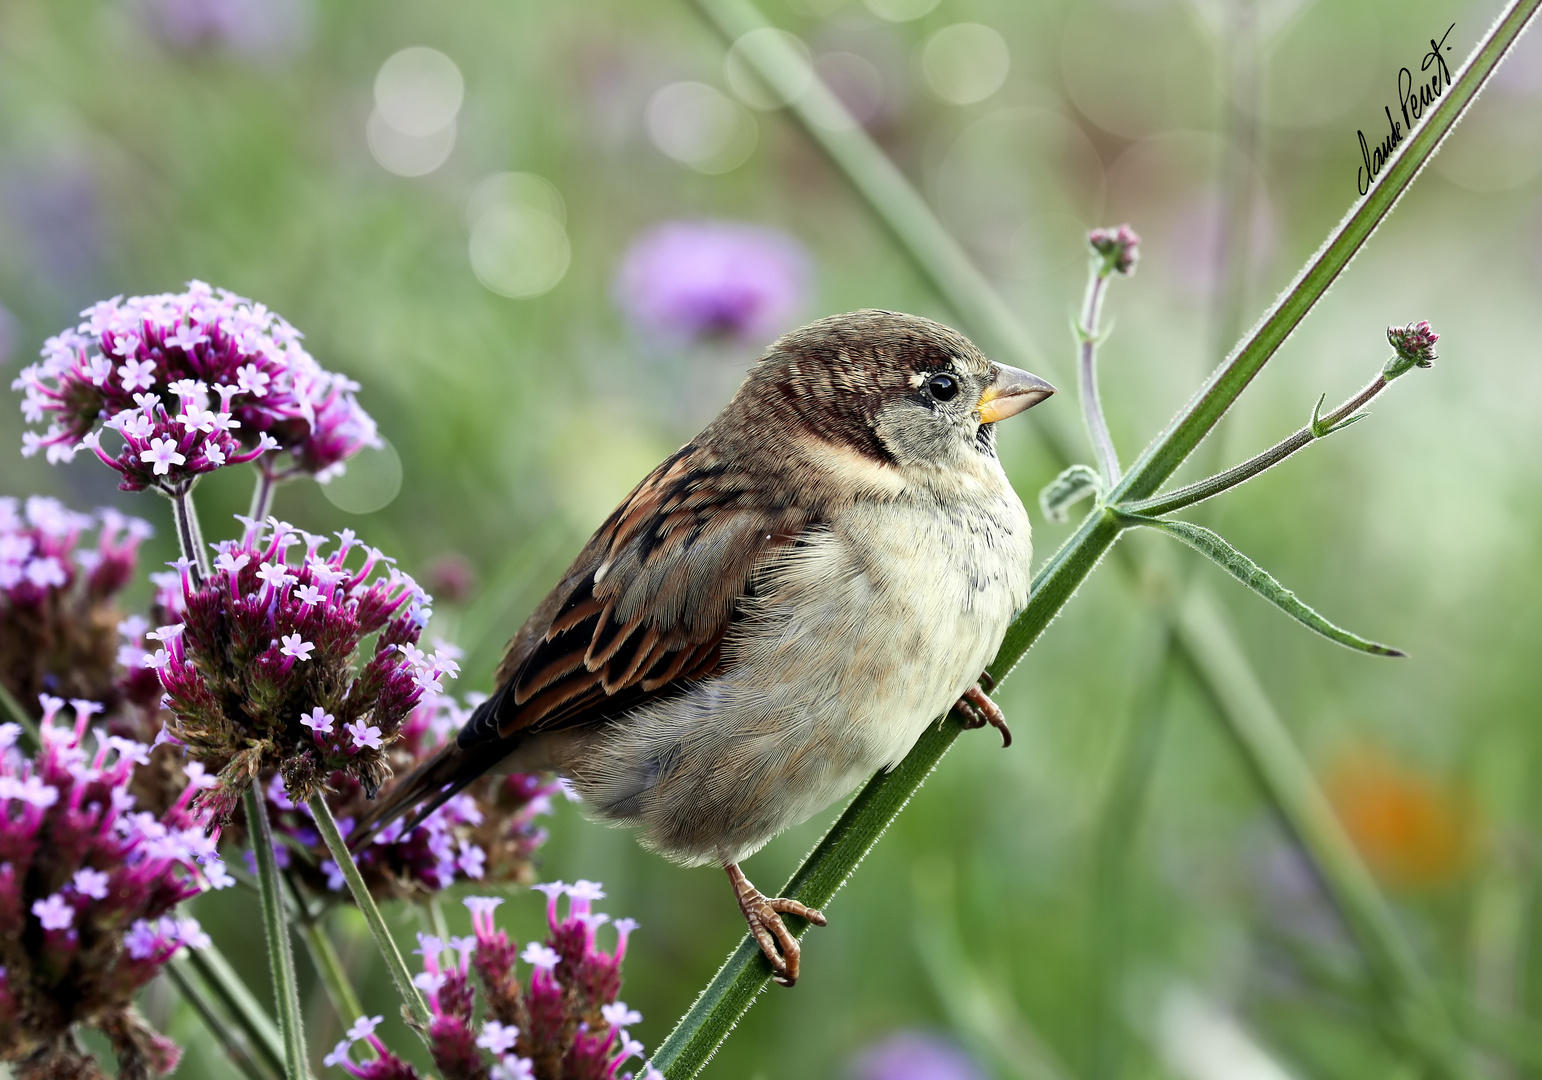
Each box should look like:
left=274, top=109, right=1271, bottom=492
left=849, top=1031, right=987, bottom=1080
left=614, top=220, right=811, bottom=345
left=134, top=0, right=313, bottom=60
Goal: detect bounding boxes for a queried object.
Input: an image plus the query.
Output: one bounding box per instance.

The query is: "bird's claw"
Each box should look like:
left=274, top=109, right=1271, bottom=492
left=726, top=864, right=826, bottom=987
left=953, top=677, right=1011, bottom=748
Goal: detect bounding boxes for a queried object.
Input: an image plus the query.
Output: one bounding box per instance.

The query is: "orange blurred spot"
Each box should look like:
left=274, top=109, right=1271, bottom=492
left=1326, top=747, right=1471, bottom=889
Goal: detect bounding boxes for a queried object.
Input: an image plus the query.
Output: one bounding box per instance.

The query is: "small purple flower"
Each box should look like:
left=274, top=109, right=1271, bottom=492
left=1385, top=320, right=1439, bottom=379
left=851, top=1031, right=988, bottom=1080
left=14, top=282, right=378, bottom=492
left=346, top=718, right=383, bottom=751
left=302, top=707, right=335, bottom=734
left=32, top=893, right=75, bottom=931
left=280, top=633, right=315, bottom=661
left=520, top=943, right=560, bottom=970
left=1089, top=223, right=1141, bottom=276
left=614, top=220, right=812, bottom=344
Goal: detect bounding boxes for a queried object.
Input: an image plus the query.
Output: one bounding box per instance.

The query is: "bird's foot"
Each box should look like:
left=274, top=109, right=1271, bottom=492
left=953, top=673, right=1011, bottom=748
left=725, top=863, right=827, bottom=988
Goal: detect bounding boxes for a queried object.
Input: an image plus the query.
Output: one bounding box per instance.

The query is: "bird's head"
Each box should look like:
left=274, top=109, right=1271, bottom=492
left=739, top=309, right=1055, bottom=471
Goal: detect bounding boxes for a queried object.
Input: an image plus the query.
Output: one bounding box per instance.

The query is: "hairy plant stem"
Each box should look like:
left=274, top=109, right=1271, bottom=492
left=655, top=0, right=1539, bottom=1074
left=169, top=487, right=210, bottom=588
left=166, top=956, right=283, bottom=1080
left=301, top=919, right=366, bottom=1025
left=308, top=794, right=432, bottom=1028
left=247, top=789, right=310, bottom=1080
left=1120, top=374, right=1388, bottom=517
left=1077, top=266, right=1121, bottom=486
left=184, top=943, right=288, bottom=1077
left=250, top=467, right=279, bottom=524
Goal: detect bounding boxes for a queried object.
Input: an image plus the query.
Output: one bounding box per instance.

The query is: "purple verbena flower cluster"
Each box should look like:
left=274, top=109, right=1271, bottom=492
left=0, top=496, right=153, bottom=713
left=1089, top=223, right=1140, bottom=277
left=614, top=220, right=810, bottom=344
left=325, top=884, right=660, bottom=1080
left=0, top=697, right=230, bottom=1078
left=12, top=281, right=378, bottom=492
left=150, top=515, right=454, bottom=822
left=262, top=691, right=557, bottom=902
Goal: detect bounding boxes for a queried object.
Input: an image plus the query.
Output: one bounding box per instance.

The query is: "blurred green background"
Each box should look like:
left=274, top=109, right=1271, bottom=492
left=2, top=0, right=1541, bottom=1075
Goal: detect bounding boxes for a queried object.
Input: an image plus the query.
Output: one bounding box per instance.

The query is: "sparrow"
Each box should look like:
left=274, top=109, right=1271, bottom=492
left=356, top=310, right=1054, bottom=986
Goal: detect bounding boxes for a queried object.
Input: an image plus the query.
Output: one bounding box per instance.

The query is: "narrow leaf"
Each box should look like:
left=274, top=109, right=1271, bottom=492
left=1122, top=514, right=1404, bottom=656
left=1038, top=464, right=1103, bottom=524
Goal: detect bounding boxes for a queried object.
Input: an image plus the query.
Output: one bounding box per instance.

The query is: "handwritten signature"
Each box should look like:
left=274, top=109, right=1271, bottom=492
left=1357, top=24, right=1455, bottom=195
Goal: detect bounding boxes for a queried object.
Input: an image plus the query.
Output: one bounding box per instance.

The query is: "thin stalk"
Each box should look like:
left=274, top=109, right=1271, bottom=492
left=1120, top=375, right=1387, bottom=517
left=301, top=919, right=366, bottom=1024
left=1077, top=266, right=1121, bottom=486
left=169, top=488, right=210, bottom=587
left=167, top=956, right=283, bottom=1080
left=1174, top=588, right=1474, bottom=1077
left=249, top=468, right=279, bottom=524
left=0, top=678, right=40, bottom=747
left=1087, top=624, right=1173, bottom=1080
left=307, top=794, right=431, bottom=1027
left=247, top=788, right=309, bottom=1080
left=185, top=943, right=288, bottom=1077
left=655, top=0, right=1540, bottom=1074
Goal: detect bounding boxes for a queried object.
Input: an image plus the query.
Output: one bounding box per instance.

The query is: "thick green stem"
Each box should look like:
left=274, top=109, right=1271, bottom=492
left=167, top=955, right=283, bottom=1080
left=250, top=468, right=279, bottom=523
left=247, top=788, right=309, bottom=1080
left=184, top=943, right=288, bottom=1077
left=169, top=487, right=210, bottom=587
left=307, top=794, right=431, bottom=1027
left=655, top=0, right=1541, bottom=1074
left=1174, top=589, right=1474, bottom=1077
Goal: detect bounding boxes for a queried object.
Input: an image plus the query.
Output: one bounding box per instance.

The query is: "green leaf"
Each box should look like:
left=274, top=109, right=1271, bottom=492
left=1038, top=464, right=1103, bottom=524
left=1121, top=514, right=1405, bottom=657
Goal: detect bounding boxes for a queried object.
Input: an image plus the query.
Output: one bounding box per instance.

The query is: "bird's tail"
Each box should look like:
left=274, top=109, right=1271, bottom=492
left=348, top=740, right=482, bottom=851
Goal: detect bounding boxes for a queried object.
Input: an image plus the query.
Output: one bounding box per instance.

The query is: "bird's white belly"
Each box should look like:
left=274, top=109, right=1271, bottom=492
left=567, top=485, right=1031, bottom=866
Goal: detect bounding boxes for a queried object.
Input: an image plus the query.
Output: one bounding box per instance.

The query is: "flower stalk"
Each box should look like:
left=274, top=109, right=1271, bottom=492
left=248, top=788, right=310, bottom=1080
left=183, top=944, right=289, bottom=1078
left=657, top=0, right=1540, bottom=1074
left=307, top=793, right=432, bottom=1028
left=1076, top=227, right=1137, bottom=487
left=166, top=956, right=283, bottom=1080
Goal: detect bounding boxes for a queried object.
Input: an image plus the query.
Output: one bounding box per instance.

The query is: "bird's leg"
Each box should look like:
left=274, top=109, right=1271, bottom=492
left=724, top=863, right=827, bottom=988
left=952, top=671, right=1012, bottom=748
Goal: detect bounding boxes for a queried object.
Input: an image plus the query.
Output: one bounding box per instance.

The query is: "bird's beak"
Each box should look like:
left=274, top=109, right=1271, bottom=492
left=977, top=364, right=1056, bottom=424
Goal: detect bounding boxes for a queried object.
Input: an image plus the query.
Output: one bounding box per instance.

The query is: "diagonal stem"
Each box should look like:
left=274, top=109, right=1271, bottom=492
left=247, top=788, right=310, bottom=1080
left=655, top=0, right=1540, bottom=1076
left=308, top=794, right=432, bottom=1028
left=183, top=942, right=289, bottom=1077
left=1121, top=374, right=1388, bottom=517
left=166, top=956, right=283, bottom=1080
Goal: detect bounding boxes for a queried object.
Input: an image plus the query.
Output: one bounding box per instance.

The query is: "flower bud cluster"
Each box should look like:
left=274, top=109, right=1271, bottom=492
left=263, top=691, right=557, bottom=902
left=0, top=496, right=154, bottom=713
left=151, top=516, right=453, bottom=822
left=1088, top=223, right=1140, bottom=276
left=12, top=281, right=378, bottom=492
left=326, top=882, right=658, bottom=1080
left=0, top=697, right=230, bottom=1078
left=1384, top=320, right=1439, bottom=380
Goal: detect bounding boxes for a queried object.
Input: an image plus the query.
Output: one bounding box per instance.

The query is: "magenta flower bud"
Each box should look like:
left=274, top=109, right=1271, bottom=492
left=154, top=516, right=439, bottom=822
left=0, top=699, right=226, bottom=1076
left=13, top=282, right=379, bottom=493
left=1384, top=320, right=1439, bottom=380
left=1088, top=223, right=1141, bottom=276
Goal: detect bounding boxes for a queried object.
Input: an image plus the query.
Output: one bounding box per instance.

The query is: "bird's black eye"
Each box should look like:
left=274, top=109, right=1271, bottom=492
left=926, top=373, right=959, bottom=402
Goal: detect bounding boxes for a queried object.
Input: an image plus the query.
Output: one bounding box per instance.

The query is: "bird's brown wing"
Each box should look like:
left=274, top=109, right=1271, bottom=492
left=457, top=440, right=817, bottom=749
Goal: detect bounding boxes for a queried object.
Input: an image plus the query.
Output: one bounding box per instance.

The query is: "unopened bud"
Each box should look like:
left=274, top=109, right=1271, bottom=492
left=1089, top=223, right=1140, bottom=276
left=1383, top=320, right=1438, bottom=380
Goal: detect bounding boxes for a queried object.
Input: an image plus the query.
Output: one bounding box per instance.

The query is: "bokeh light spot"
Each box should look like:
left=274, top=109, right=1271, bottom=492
left=469, top=206, right=571, bottom=299
left=862, top=0, right=939, bottom=22
left=374, top=47, right=465, bottom=137
left=466, top=172, right=567, bottom=231
left=321, top=438, right=403, bottom=515
left=645, top=81, right=758, bottom=173
left=921, top=24, right=1010, bottom=106
left=367, top=111, right=456, bottom=177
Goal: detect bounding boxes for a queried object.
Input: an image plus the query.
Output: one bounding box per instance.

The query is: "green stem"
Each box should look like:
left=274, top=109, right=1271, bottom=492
left=1173, top=589, right=1474, bottom=1077
left=167, top=955, right=283, bottom=1080
left=247, top=788, right=309, bottom=1080
left=184, top=942, right=288, bottom=1077
left=300, top=919, right=366, bottom=1025
left=169, top=487, right=210, bottom=587
left=1120, top=375, right=1387, bottom=517
left=307, top=794, right=432, bottom=1027
left=0, top=678, right=40, bottom=748
left=250, top=468, right=279, bottom=523
left=654, top=1, right=1540, bottom=1076
left=1077, top=265, right=1121, bottom=486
